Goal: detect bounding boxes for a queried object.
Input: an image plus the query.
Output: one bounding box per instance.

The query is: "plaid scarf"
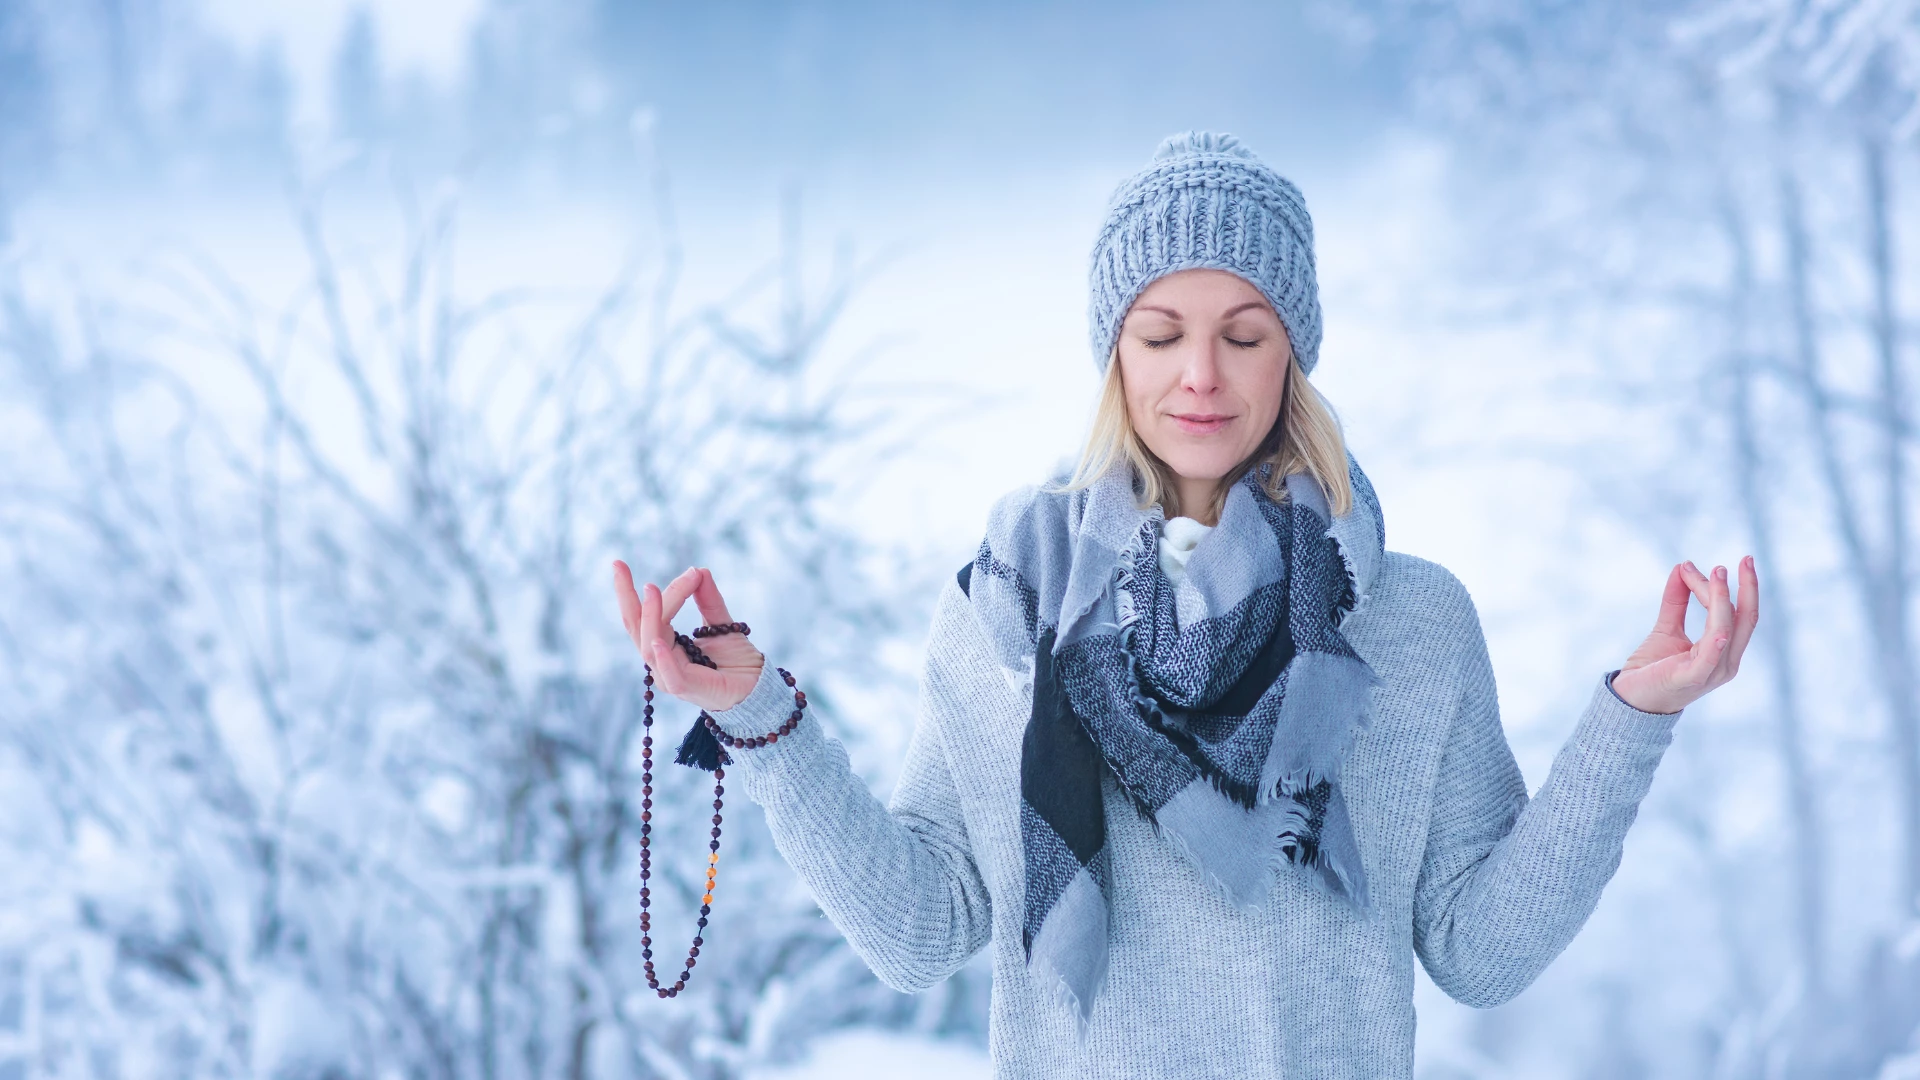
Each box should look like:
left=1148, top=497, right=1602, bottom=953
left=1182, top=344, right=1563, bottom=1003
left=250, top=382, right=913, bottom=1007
left=962, top=453, right=1385, bottom=1036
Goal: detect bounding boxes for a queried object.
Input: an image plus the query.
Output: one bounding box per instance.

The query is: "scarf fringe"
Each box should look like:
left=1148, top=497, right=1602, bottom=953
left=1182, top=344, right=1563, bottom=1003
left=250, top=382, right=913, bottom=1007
left=1277, top=787, right=1374, bottom=911
left=1032, top=956, right=1099, bottom=1047
left=1129, top=775, right=1369, bottom=914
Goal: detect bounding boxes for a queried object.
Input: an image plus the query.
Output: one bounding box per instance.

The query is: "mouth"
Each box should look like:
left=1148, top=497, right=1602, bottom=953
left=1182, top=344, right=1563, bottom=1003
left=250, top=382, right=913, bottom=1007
left=1170, top=412, right=1235, bottom=435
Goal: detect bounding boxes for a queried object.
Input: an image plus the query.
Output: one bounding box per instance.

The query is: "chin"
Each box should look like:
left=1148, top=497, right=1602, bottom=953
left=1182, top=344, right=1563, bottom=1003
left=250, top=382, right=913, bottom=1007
left=1157, top=453, right=1237, bottom=484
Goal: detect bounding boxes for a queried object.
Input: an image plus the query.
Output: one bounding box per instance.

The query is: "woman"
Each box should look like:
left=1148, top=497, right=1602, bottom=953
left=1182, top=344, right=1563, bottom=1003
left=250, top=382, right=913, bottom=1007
left=612, top=130, right=1758, bottom=1078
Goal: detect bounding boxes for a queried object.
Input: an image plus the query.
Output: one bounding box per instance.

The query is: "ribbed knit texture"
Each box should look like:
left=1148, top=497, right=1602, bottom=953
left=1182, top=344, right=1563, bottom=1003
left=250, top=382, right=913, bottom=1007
left=1088, top=130, right=1324, bottom=376
left=705, top=550, right=1680, bottom=1078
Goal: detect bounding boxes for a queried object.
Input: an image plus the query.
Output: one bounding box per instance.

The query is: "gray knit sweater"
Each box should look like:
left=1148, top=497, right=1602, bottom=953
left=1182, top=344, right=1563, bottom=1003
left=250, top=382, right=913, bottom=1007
left=706, top=545, right=1680, bottom=1078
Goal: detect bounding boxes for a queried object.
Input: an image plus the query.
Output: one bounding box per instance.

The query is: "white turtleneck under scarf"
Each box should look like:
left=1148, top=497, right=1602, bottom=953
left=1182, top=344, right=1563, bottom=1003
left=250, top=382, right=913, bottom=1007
left=1158, top=515, right=1214, bottom=629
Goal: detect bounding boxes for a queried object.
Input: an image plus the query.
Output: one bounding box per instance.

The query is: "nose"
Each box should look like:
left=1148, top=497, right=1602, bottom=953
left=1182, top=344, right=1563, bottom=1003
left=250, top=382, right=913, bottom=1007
left=1179, top=334, right=1223, bottom=396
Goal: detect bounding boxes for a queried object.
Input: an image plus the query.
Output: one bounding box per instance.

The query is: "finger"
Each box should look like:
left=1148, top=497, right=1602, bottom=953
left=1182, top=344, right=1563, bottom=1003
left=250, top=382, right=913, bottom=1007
left=1723, top=555, right=1760, bottom=675
left=1680, top=565, right=1734, bottom=688
left=614, top=560, right=644, bottom=638
left=1701, top=564, right=1735, bottom=658
left=1652, top=563, right=1692, bottom=638
left=1679, top=595, right=1733, bottom=689
left=1676, top=560, right=1713, bottom=616
left=641, top=582, right=672, bottom=670
left=690, top=567, right=736, bottom=626
left=659, top=566, right=702, bottom=630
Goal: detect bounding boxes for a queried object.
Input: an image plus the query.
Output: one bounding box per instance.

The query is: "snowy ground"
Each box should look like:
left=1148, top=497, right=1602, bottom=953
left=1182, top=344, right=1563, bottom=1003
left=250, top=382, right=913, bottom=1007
left=748, top=1031, right=991, bottom=1079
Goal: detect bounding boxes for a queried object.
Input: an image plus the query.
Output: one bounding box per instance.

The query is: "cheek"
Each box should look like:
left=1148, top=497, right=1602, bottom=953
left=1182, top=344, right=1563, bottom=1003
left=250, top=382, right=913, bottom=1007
left=1253, top=369, right=1287, bottom=424
left=1224, top=360, right=1286, bottom=425
left=1119, top=359, right=1174, bottom=421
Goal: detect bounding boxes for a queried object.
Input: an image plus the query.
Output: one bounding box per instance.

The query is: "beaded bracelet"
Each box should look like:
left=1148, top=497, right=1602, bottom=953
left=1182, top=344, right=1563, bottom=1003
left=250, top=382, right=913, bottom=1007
left=700, top=668, right=805, bottom=751
left=639, top=620, right=808, bottom=999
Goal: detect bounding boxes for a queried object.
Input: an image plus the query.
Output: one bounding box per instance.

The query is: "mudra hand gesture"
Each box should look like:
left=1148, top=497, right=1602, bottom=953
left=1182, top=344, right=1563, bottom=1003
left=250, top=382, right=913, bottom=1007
left=613, top=562, right=764, bottom=711
left=1610, top=557, right=1760, bottom=715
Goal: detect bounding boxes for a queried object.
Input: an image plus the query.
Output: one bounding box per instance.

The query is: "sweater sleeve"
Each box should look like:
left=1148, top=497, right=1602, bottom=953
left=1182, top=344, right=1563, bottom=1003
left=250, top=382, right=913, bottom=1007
left=700, top=581, right=994, bottom=993
left=1411, top=594, right=1681, bottom=1009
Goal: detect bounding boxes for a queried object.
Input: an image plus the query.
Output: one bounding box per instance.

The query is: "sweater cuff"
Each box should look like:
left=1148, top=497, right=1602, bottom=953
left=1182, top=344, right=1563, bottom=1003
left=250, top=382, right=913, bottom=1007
left=702, top=658, right=825, bottom=766
left=1604, top=668, right=1682, bottom=717
left=1577, top=669, right=1683, bottom=762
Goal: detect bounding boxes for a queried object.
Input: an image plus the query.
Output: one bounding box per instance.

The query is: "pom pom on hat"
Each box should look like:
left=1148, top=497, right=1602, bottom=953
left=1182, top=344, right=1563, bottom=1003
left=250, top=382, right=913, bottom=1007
left=1151, top=130, right=1258, bottom=161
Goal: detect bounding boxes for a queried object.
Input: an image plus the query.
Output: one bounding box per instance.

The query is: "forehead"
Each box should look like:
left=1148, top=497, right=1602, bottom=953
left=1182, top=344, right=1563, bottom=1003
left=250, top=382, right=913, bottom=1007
left=1128, top=268, right=1271, bottom=314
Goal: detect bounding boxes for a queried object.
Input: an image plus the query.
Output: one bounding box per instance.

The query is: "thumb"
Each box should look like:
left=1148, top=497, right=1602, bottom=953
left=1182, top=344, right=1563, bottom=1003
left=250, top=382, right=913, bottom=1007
left=1662, top=631, right=1728, bottom=692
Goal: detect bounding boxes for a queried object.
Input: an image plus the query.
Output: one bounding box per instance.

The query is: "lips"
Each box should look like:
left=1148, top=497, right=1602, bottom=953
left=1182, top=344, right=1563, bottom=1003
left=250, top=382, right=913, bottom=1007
left=1171, top=413, right=1234, bottom=435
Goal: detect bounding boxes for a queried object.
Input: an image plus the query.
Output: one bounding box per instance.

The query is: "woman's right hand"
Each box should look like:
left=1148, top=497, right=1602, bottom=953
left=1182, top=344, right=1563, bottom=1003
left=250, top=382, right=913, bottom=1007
left=613, top=561, right=764, bottom=712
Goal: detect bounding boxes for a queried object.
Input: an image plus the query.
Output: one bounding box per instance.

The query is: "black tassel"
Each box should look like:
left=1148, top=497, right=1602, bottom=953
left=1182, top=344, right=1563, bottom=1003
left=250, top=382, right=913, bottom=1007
left=674, top=714, right=727, bottom=772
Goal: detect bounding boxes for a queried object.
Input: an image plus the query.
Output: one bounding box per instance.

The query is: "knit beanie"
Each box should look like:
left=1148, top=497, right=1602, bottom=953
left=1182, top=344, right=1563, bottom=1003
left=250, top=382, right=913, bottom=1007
left=1087, top=130, right=1324, bottom=377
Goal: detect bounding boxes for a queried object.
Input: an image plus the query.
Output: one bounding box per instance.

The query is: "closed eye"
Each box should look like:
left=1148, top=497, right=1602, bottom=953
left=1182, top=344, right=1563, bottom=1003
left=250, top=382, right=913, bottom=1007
left=1142, top=334, right=1263, bottom=349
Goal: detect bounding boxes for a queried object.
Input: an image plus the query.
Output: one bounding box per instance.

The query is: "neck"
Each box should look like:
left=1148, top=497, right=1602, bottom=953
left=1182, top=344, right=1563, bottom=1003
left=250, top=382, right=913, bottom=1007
left=1171, top=475, right=1223, bottom=526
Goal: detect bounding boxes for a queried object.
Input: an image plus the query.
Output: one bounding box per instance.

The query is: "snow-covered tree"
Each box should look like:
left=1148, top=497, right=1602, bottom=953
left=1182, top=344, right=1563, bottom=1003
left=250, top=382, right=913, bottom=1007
left=0, top=153, right=976, bottom=1077
left=1328, top=0, right=1920, bottom=1074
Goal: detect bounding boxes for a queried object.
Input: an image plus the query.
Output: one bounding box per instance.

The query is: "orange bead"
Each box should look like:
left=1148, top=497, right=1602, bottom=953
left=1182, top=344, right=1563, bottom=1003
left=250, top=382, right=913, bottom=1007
left=709, top=852, right=719, bottom=864
left=702, top=892, right=713, bottom=905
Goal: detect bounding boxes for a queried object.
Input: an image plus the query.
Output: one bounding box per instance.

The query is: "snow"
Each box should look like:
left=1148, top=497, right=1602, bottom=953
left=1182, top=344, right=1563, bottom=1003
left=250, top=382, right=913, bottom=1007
left=749, top=1031, right=991, bottom=1080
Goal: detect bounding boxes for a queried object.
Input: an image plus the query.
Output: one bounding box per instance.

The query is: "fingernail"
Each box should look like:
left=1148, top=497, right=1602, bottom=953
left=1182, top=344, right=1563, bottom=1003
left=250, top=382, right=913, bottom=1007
left=1686, top=561, right=1700, bottom=573
left=1715, top=565, right=1726, bottom=580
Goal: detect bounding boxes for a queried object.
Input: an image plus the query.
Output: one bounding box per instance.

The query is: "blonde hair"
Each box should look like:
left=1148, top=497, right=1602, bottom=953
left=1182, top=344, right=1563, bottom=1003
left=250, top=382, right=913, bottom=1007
left=1060, top=344, right=1353, bottom=522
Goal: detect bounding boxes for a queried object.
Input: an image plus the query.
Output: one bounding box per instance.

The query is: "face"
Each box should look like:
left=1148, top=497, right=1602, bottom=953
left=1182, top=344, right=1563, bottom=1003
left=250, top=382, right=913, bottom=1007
left=1116, top=268, right=1292, bottom=493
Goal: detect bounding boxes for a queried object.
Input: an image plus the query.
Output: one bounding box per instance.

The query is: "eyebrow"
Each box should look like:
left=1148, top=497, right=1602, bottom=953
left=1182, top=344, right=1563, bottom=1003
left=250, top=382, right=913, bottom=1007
left=1129, top=301, right=1269, bottom=320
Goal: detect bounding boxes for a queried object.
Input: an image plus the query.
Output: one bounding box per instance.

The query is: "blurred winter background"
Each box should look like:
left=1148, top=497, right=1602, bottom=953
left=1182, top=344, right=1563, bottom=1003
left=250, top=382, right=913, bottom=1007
left=2, top=0, right=1918, bottom=1076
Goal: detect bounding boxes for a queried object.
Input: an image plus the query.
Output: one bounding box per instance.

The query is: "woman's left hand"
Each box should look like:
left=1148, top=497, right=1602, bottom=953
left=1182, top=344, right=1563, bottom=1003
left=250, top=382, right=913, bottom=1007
left=1610, top=557, right=1759, bottom=715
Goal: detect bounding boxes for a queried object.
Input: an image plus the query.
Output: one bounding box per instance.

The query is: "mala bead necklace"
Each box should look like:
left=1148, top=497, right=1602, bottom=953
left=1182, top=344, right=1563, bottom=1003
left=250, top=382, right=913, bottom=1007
left=639, top=620, right=808, bottom=999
